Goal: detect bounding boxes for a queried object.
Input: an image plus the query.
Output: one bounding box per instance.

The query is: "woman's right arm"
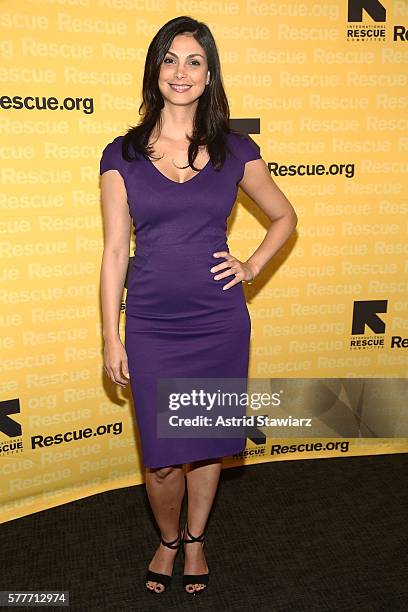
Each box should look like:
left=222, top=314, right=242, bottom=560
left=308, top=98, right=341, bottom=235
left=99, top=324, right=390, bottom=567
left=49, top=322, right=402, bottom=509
left=100, top=169, right=132, bottom=386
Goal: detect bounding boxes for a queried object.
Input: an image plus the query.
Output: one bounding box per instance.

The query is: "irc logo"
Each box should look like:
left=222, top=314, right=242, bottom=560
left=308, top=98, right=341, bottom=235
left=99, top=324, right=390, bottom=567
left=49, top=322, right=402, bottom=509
left=348, top=0, right=386, bottom=23
left=0, top=398, right=22, bottom=437
left=346, top=0, right=386, bottom=42
left=350, top=300, right=387, bottom=350
left=352, top=299, right=387, bottom=335
left=0, top=398, right=23, bottom=455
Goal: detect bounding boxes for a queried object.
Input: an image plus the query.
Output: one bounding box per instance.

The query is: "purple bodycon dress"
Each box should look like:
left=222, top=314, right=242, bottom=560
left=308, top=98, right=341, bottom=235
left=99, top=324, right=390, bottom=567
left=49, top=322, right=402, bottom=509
left=100, top=131, right=261, bottom=468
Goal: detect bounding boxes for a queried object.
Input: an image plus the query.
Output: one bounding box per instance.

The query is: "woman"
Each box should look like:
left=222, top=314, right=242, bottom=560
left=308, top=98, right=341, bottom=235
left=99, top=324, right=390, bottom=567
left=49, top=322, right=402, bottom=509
left=100, top=15, right=297, bottom=596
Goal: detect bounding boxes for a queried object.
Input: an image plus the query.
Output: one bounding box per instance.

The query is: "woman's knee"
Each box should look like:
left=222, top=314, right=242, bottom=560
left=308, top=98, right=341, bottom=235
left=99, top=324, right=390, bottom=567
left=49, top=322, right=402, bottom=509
left=150, top=464, right=182, bottom=481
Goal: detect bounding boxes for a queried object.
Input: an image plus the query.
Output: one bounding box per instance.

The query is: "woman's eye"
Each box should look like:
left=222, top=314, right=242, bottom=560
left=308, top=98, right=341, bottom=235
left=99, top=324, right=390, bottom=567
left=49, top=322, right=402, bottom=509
left=163, top=58, right=201, bottom=66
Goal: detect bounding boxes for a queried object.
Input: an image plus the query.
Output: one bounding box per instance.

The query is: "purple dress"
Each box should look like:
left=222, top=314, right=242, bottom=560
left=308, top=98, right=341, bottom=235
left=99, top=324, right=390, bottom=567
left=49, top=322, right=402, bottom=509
left=100, top=131, right=261, bottom=468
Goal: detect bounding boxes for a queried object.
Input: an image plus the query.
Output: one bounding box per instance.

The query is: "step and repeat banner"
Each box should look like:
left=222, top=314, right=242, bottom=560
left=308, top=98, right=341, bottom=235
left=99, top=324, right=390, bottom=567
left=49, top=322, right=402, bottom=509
left=1, top=1, right=407, bottom=522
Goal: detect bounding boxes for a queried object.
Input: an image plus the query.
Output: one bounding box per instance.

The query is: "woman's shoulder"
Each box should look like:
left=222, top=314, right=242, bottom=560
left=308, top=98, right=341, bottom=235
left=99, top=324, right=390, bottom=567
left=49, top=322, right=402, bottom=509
left=100, top=134, right=126, bottom=176
left=226, top=130, right=261, bottom=163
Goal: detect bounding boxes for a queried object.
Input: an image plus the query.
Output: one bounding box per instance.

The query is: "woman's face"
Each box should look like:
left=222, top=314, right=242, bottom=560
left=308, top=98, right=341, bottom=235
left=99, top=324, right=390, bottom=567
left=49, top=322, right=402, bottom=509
left=158, top=33, right=210, bottom=106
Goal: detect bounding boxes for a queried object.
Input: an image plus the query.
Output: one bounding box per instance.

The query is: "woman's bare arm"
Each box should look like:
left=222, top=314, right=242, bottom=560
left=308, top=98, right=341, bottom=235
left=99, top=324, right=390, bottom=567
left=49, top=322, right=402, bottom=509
left=100, top=169, right=132, bottom=342
left=239, top=158, right=298, bottom=278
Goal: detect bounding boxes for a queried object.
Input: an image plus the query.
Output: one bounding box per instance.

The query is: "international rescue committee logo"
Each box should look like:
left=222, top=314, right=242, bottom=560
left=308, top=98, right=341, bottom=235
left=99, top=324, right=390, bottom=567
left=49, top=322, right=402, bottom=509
left=0, top=398, right=22, bottom=456
left=346, top=0, right=408, bottom=42
left=350, top=300, right=408, bottom=350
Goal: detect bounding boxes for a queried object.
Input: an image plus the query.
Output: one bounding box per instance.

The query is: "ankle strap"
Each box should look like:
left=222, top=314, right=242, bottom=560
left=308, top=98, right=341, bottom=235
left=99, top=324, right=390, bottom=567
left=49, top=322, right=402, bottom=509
left=160, top=532, right=181, bottom=549
left=183, top=523, right=205, bottom=542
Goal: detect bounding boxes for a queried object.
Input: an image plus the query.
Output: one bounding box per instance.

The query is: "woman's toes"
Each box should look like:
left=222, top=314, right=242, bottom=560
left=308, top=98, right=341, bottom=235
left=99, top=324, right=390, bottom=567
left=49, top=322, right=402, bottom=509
left=146, top=580, right=165, bottom=593
left=188, top=583, right=204, bottom=592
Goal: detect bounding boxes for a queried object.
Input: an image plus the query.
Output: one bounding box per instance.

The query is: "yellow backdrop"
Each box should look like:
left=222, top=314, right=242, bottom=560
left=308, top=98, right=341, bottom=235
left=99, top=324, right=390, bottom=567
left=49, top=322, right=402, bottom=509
left=1, top=1, right=407, bottom=522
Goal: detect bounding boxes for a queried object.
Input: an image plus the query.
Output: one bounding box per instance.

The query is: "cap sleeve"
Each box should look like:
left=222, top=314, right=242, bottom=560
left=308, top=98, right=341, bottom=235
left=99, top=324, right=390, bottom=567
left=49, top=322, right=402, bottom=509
left=231, top=132, right=261, bottom=183
left=99, top=136, right=124, bottom=176
left=238, top=134, right=261, bottom=164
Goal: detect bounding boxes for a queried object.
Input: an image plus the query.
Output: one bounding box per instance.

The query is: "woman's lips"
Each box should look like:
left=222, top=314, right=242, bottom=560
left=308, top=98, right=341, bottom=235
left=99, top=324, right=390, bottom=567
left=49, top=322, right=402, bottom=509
left=169, top=84, right=192, bottom=92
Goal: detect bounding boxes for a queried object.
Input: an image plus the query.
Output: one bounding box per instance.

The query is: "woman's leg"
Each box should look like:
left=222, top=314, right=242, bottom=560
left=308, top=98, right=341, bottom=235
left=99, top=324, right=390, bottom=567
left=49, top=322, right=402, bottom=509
left=183, top=457, right=222, bottom=593
left=145, top=464, right=185, bottom=593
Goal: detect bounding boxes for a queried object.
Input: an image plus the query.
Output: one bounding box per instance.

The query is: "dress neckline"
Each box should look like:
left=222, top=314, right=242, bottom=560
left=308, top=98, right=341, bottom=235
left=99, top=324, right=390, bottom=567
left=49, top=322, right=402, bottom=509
left=145, top=155, right=212, bottom=185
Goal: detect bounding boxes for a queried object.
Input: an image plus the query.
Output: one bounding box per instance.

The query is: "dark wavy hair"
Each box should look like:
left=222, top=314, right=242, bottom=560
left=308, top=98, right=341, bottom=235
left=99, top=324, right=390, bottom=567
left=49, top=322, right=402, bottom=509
left=121, top=15, right=239, bottom=171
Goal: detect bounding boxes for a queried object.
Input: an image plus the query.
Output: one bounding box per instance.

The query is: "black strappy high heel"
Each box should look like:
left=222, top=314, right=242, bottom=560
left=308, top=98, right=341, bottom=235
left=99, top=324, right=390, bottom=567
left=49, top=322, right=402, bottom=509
left=182, top=523, right=210, bottom=595
left=145, top=530, right=181, bottom=594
